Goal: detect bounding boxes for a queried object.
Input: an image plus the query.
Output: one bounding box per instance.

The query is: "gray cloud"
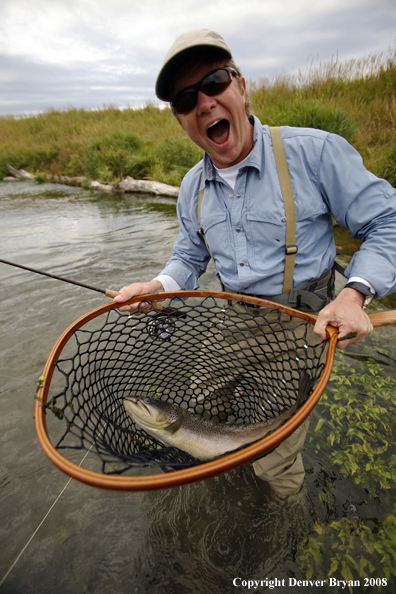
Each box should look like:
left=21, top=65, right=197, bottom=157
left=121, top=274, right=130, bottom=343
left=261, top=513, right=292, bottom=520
left=0, top=53, right=157, bottom=115
left=0, top=0, right=394, bottom=116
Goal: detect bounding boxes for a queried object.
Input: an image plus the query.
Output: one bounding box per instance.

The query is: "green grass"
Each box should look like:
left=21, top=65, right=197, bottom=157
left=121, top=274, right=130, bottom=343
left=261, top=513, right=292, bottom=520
left=0, top=105, right=204, bottom=187
left=0, top=48, right=395, bottom=187
left=249, top=48, right=396, bottom=185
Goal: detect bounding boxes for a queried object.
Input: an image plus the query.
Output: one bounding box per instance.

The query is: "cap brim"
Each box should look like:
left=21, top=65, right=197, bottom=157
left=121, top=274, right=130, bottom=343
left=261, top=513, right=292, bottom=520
left=155, top=45, right=232, bottom=102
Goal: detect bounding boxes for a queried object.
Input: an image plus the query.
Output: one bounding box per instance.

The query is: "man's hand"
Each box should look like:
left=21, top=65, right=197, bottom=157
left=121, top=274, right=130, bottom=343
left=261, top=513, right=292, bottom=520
left=113, top=280, right=164, bottom=313
left=314, top=288, right=374, bottom=349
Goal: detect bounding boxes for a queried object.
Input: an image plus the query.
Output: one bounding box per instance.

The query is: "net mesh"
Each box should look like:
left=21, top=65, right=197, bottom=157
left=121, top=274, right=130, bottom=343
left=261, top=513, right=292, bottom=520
left=44, top=295, right=327, bottom=475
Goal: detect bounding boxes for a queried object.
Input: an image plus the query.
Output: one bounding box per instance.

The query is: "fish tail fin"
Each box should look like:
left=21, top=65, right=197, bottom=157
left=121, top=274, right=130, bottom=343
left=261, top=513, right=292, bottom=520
left=296, top=369, right=314, bottom=407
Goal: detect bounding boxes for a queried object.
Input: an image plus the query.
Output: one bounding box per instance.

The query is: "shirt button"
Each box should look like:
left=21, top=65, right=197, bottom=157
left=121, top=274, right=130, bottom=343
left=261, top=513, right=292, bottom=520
left=236, top=194, right=241, bottom=198
left=239, top=262, right=244, bottom=266
left=229, top=194, right=233, bottom=198
left=236, top=228, right=241, bottom=232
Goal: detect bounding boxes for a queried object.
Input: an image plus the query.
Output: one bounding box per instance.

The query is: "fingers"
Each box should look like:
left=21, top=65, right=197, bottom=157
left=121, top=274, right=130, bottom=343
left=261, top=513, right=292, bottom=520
left=113, top=286, right=135, bottom=303
left=313, top=291, right=374, bottom=349
left=113, top=280, right=164, bottom=313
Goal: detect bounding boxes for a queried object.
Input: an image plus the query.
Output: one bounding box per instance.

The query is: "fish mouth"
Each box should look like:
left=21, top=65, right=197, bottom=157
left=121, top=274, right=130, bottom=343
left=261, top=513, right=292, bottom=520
left=124, top=396, right=151, bottom=415
left=206, top=119, right=230, bottom=144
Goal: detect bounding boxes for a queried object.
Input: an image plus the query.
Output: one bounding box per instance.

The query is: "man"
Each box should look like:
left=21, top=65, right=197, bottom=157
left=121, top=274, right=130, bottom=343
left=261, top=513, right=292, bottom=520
left=115, top=30, right=396, bottom=497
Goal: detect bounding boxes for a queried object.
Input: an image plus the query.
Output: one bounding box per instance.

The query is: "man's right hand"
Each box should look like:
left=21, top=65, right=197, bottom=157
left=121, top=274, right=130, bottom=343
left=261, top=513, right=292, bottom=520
left=113, top=280, right=164, bottom=312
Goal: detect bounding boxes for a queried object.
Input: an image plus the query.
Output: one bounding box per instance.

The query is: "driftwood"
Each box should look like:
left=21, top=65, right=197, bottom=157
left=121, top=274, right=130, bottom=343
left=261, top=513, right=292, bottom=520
left=90, top=180, right=115, bottom=193
left=3, top=166, right=180, bottom=198
left=7, top=164, right=34, bottom=180
left=116, top=176, right=179, bottom=197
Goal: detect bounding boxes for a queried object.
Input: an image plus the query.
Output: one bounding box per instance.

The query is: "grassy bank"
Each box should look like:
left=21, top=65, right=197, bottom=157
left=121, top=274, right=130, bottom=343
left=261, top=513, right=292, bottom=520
left=250, top=50, right=396, bottom=187
left=0, top=49, right=395, bottom=188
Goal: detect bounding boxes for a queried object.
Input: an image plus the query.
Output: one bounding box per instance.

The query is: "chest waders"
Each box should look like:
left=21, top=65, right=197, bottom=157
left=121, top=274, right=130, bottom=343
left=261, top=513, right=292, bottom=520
left=198, top=126, right=342, bottom=312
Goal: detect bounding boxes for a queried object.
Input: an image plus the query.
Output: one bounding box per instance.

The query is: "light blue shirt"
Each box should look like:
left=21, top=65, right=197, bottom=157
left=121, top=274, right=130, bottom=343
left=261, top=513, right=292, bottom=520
left=158, top=116, right=396, bottom=299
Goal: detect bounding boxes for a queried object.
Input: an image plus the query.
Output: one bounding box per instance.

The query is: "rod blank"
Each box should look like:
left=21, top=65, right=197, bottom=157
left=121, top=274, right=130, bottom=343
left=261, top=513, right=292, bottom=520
left=0, top=258, right=119, bottom=298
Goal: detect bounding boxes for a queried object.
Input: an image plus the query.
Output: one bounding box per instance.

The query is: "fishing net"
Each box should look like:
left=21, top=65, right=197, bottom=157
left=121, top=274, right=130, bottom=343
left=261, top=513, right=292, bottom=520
left=36, top=291, right=337, bottom=491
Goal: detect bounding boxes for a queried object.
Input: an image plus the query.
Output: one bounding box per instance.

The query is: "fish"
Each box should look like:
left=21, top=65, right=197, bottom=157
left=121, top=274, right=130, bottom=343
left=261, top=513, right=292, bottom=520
left=123, top=371, right=312, bottom=460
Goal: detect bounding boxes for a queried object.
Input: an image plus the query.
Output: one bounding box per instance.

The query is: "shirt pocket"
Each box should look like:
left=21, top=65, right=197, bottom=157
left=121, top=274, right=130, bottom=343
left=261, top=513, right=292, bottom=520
left=245, top=214, right=285, bottom=274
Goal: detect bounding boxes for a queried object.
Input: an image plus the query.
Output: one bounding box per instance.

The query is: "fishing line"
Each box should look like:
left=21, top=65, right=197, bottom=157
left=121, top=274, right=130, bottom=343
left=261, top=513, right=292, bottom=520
left=0, top=445, right=94, bottom=588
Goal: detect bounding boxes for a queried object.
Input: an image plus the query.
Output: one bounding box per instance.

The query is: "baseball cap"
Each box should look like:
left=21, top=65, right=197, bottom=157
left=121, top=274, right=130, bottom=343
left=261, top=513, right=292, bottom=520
left=155, top=29, right=233, bottom=102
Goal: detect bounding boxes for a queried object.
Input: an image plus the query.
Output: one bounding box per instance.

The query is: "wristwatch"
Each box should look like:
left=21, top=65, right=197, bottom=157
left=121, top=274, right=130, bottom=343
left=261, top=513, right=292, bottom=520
left=344, top=281, right=374, bottom=310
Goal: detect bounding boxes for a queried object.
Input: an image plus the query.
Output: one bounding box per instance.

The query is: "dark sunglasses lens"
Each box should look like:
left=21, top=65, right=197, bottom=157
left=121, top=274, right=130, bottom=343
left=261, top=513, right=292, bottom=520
left=172, top=69, right=232, bottom=114
left=173, top=89, right=197, bottom=114
left=201, top=69, right=230, bottom=96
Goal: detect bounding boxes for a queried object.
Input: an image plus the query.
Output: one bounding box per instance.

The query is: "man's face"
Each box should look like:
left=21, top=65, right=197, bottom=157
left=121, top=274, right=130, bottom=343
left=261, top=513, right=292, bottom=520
left=172, top=63, right=253, bottom=169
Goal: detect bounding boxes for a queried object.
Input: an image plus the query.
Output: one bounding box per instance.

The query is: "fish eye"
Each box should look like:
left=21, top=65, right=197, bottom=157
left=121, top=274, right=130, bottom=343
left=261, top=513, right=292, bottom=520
left=143, top=397, right=151, bottom=403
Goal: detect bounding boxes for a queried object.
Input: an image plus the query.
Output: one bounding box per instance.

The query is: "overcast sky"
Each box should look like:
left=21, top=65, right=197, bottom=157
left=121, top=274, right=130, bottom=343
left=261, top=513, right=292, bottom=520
left=0, top=0, right=395, bottom=116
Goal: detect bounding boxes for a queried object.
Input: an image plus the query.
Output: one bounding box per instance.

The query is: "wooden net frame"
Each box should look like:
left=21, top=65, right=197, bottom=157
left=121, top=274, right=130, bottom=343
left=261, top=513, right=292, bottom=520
left=35, top=290, right=339, bottom=491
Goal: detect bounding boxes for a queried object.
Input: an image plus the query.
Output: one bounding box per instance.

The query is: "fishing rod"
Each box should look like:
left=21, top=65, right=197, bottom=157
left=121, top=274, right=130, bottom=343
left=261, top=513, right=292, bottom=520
left=0, top=258, right=120, bottom=298
left=0, top=258, right=182, bottom=317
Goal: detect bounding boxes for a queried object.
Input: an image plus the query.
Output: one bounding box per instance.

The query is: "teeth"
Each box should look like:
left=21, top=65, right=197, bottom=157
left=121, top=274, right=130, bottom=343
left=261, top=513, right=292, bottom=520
left=208, top=120, right=221, bottom=129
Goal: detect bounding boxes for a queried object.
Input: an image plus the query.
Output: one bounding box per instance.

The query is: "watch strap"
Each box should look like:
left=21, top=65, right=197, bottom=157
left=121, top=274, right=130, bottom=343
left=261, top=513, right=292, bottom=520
left=344, top=281, right=374, bottom=310
left=344, top=281, right=373, bottom=296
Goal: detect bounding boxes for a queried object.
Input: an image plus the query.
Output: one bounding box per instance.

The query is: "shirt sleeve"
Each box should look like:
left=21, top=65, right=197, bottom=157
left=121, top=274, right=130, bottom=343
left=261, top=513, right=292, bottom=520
left=156, top=170, right=211, bottom=290
left=319, top=133, right=396, bottom=298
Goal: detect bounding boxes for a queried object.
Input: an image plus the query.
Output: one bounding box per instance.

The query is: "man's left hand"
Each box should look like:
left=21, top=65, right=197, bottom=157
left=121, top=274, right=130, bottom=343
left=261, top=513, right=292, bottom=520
left=314, top=287, right=374, bottom=349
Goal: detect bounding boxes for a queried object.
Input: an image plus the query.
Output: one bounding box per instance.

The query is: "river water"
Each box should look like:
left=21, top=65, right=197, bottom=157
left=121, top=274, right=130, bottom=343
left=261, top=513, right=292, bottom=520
left=0, top=180, right=395, bottom=594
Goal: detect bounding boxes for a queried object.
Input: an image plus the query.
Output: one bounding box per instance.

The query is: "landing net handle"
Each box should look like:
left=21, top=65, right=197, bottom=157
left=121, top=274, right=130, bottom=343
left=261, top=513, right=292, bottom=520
left=35, top=290, right=338, bottom=491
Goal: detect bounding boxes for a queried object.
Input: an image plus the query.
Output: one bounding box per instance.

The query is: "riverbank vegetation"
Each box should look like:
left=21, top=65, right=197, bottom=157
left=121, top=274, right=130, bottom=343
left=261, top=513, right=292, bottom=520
left=0, top=49, right=395, bottom=187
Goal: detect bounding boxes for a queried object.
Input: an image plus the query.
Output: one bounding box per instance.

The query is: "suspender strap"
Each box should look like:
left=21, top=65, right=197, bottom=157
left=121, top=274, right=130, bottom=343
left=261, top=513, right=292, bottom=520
left=269, top=126, right=297, bottom=294
left=197, top=172, right=218, bottom=273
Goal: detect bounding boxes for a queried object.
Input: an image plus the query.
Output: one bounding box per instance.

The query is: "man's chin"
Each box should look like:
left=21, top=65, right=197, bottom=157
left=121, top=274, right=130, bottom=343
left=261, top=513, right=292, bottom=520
left=208, top=148, right=243, bottom=169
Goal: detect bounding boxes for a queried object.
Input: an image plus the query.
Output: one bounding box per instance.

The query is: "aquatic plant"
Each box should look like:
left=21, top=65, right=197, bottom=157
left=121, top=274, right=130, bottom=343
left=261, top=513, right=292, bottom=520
left=297, top=515, right=396, bottom=591
left=296, top=341, right=396, bottom=590
left=314, top=355, right=396, bottom=491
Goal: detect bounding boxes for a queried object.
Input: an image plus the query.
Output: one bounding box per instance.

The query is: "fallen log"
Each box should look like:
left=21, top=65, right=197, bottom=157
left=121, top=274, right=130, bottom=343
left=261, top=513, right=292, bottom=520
left=2, top=166, right=180, bottom=198
left=90, top=180, right=115, bottom=193
left=7, top=164, right=34, bottom=180
left=116, top=176, right=179, bottom=198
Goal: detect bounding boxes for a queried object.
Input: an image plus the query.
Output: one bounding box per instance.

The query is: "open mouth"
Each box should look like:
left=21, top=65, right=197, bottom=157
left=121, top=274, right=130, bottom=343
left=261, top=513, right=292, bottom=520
left=207, top=119, right=230, bottom=144
left=124, top=396, right=150, bottom=415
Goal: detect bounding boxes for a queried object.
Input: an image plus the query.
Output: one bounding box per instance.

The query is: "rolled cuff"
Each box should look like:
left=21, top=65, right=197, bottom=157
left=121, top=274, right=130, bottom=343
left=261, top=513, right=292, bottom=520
left=156, top=261, right=200, bottom=291
left=153, top=275, right=181, bottom=293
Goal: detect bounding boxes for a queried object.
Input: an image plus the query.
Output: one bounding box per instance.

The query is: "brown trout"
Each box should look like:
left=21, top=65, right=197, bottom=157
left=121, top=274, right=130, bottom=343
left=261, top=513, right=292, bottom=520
left=123, top=371, right=312, bottom=460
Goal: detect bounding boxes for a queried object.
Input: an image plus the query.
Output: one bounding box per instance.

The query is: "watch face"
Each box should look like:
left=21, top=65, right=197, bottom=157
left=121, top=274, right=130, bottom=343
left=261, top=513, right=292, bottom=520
left=363, top=294, right=374, bottom=310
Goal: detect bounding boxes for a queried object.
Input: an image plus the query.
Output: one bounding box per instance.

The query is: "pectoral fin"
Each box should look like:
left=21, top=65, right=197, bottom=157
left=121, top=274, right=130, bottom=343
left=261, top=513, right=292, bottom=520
left=164, top=417, right=183, bottom=436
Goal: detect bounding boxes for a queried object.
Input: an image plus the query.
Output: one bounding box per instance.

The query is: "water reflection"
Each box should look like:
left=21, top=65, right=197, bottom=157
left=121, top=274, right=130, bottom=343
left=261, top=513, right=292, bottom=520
left=132, top=467, right=315, bottom=594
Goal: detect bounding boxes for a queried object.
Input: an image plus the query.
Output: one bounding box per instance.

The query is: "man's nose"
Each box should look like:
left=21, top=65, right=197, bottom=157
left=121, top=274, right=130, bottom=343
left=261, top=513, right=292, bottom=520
left=196, top=90, right=216, bottom=115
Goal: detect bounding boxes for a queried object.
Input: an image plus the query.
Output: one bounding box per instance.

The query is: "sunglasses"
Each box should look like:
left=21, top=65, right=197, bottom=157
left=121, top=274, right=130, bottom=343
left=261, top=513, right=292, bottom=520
left=171, top=67, right=238, bottom=115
